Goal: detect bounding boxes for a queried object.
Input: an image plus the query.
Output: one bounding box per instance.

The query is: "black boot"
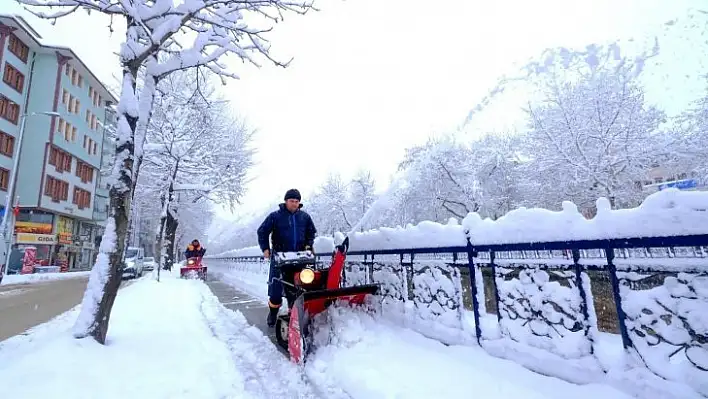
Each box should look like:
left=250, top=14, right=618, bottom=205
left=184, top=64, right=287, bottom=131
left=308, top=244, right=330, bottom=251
left=267, top=306, right=279, bottom=327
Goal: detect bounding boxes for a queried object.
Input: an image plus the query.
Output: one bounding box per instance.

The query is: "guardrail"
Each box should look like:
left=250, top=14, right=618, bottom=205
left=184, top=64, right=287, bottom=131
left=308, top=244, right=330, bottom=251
left=209, top=234, right=708, bottom=396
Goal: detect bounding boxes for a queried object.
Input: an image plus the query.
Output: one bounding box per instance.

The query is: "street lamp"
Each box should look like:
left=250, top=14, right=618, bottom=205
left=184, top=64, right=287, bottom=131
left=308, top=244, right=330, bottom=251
left=1, top=111, right=61, bottom=276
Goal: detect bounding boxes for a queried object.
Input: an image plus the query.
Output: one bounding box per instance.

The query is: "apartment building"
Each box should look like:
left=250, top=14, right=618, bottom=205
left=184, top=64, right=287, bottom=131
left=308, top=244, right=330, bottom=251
left=0, top=15, right=117, bottom=272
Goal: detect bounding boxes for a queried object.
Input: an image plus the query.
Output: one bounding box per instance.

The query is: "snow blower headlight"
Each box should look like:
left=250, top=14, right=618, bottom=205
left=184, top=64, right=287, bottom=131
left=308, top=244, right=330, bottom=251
left=188, top=259, right=195, bottom=265
left=300, top=268, right=315, bottom=284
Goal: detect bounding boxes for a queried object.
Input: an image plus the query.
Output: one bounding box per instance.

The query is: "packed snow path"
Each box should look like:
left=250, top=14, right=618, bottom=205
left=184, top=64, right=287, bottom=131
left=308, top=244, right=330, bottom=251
left=0, top=273, right=323, bottom=399
left=208, top=270, right=634, bottom=399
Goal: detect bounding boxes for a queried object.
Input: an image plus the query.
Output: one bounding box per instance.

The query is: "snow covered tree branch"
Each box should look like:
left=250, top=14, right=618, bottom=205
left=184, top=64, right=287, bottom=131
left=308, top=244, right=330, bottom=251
left=18, top=0, right=316, bottom=344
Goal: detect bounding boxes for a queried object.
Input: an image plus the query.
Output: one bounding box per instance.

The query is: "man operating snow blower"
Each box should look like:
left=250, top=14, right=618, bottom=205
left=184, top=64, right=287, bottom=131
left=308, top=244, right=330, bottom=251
left=257, top=189, right=317, bottom=327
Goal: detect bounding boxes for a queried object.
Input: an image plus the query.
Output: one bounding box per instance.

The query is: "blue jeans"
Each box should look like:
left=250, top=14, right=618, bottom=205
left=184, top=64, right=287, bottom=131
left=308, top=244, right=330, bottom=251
left=267, top=258, right=283, bottom=307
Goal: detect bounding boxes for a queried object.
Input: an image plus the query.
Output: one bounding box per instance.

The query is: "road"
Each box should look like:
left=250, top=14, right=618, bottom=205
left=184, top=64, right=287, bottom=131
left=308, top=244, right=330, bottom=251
left=0, top=277, right=90, bottom=341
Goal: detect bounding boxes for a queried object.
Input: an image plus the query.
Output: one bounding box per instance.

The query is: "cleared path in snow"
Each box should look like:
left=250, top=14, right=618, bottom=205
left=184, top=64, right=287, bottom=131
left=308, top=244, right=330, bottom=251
left=210, top=268, right=635, bottom=399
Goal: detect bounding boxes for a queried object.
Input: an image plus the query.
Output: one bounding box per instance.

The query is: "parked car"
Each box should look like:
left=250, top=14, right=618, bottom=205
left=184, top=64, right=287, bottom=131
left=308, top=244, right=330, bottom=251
left=122, top=247, right=144, bottom=279
left=143, top=257, right=156, bottom=271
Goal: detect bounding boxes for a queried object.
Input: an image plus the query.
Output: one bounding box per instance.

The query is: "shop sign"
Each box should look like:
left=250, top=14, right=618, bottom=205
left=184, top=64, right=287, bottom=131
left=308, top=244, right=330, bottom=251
left=15, top=221, right=53, bottom=235
left=58, top=232, right=73, bottom=245
left=16, top=233, right=57, bottom=245
left=57, top=216, right=75, bottom=245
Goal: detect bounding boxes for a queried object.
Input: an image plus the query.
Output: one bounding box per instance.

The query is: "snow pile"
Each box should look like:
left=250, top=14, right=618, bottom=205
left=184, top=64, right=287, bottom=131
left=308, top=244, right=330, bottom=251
left=0, top=270, right=91, bottom=286
left=213, top=189, right=708, bottom=258
left=72, top=218, right=117, bottom=337
left=306, top=305, right=634, bottom=399
left=464, top=189, right=708, bottom=245
left=349, top=218, right=466, bottom=251
left=208, top=245, right=263, bottom=258
left=495, top=267, right=594, bottom=360
left=618, top=271, right=708, bottom=396
left=0, top=272, right=320, bottom=398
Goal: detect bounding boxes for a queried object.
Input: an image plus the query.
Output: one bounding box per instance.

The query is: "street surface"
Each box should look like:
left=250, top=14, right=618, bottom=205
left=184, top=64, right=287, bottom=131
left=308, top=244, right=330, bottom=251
left=0, top=277, right=88, bottom=340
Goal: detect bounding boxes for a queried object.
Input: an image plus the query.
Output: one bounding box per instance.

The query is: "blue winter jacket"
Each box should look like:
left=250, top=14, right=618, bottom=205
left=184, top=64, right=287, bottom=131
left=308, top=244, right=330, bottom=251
left=257, top=203, right=317, bottom=253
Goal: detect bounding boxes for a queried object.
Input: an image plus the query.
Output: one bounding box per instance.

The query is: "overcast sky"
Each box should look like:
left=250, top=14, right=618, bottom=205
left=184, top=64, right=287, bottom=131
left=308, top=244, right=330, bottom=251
left=2, top=0, right=703, bottom=222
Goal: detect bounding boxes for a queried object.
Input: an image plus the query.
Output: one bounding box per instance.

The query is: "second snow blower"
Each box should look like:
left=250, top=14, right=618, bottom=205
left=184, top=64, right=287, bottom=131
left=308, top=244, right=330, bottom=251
left=273, top=237, right=379, bottom=364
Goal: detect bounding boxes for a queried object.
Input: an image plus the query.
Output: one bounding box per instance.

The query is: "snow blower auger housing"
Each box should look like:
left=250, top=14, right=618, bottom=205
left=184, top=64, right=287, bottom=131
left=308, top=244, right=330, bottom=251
left=180, top=256, right=207, bottom=281
left=274, top=237, right=379, bottom=364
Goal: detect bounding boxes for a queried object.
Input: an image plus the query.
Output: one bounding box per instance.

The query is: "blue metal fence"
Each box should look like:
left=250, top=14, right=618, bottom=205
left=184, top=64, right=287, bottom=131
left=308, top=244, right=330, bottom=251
left=212, top=234, right=708, bottom=392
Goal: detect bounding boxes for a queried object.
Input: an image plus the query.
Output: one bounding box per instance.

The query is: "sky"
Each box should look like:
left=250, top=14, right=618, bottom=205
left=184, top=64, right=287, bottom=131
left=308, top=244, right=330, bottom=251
left=1, top=0, right=704, bottom=223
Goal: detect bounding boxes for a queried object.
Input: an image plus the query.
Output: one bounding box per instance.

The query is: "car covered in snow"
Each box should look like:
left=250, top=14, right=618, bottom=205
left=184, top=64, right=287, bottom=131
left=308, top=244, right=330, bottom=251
left=143, top=257, right=156, bottom=271
left=122, top=247, right=145, bottom=279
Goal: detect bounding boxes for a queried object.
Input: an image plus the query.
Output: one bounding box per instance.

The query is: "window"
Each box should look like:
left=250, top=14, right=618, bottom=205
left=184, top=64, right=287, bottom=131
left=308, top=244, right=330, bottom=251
left=71, top=126, right=77, bottom=142
left=8, top=35, right=29, bottom=63
left=71, top=69, right=78, bottom=86
left=63, top=90, right=69, bottom=105
left=76, top=161, right=94, bottom=183
left=57, top=119, right=65, bottom=134
left=49, top=147, right=72, bottom=173
left=0, top=97, right=20, bottom=124
left=45, top=176, right=69, bottom=202
left=0, top=131, right=14, bottom=157
left=91, top=114, right=97, bottom=130
left=3, top=63, right=24, bottom=93
left=68, top=96, right=74, bottom=112
left=73, top=187, right=91, bottom=209
left=63, top=122, right=71, bottom=141
left=74, top=99, right=80, bottom=114
left=65, top=64, right=71, bottom=77
left=0, top=168, right=8, bottom=191
left=86, top=110, right=90, bottom=123
left=78, top=75, right=83, bottom=88
left=83, top=135, right=88, bottom=149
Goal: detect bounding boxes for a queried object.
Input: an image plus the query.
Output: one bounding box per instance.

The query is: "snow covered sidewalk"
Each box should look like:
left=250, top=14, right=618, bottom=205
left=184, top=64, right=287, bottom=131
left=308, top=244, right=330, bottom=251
left=0, top=273, right=319, bottom=399
left=210, top=267, right=636, bottom=399
left=0, top=270, right=91, bottom=286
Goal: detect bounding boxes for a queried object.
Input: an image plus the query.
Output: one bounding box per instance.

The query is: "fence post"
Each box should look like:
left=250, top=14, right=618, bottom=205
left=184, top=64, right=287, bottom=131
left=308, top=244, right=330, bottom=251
left=466, top=239, right=483, bottom=344
left=605, top=246, right=633, bottom=349
left=489, top=250, right=502, bottom=323
left=572, top=249, right=594, bottom=354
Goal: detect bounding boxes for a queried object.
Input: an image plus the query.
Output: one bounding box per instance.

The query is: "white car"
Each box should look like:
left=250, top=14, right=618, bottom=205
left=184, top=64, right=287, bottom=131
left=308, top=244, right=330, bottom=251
left=122, top=247, right=145, bottom=279
left=143, top=257, right=156, bottom=271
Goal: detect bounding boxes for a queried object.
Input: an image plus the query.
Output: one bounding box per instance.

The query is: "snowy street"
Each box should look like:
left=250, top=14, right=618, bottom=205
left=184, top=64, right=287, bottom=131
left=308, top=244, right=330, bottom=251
left=0, top=276, right=88, bottom=341
left=0, top=266, right=634, bottom=399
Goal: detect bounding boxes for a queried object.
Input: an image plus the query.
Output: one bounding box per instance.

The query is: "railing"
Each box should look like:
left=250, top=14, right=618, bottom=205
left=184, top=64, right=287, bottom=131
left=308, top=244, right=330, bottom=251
left=210, top=234, right=708, bottom=396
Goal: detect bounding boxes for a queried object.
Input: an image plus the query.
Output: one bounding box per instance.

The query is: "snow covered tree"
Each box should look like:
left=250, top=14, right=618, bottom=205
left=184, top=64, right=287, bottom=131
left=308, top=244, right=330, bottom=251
left=19, top=0, right=314, bottom=344
left=308, top=173, right=353, bottom=236
left=139, top=69, right=253, bottom=271
left=670, top=88, right=708, bottom=182
left=347, top=169, right=377, bottom=231
left=524, top=62, right=666, bottom=211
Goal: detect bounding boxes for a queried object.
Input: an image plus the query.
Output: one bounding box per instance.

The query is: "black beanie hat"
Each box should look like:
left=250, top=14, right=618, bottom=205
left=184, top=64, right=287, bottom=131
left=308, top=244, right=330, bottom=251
left=284, top=188, right=301, bottom=201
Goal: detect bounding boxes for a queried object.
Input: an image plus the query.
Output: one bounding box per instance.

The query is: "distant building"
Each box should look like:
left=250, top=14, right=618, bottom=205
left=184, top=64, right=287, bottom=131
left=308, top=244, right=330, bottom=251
left=0, top=14, right=117, bottom=272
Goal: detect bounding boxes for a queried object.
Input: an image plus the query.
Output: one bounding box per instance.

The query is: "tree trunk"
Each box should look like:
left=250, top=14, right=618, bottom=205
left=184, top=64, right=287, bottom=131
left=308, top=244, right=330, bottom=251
left=165, top=209, right=178, bottom=268
left=80, top=59, right=140, bottom=344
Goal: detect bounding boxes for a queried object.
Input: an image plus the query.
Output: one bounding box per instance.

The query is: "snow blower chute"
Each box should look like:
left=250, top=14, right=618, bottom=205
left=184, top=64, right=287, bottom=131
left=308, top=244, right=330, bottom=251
left=180, top=256, right=207, bottom=281
left=273, top=236, right=379, bottom=364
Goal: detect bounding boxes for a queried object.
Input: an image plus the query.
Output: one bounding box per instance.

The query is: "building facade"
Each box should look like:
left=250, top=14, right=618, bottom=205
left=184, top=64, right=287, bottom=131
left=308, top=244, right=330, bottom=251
left=0, top=15, right=117, bottom=272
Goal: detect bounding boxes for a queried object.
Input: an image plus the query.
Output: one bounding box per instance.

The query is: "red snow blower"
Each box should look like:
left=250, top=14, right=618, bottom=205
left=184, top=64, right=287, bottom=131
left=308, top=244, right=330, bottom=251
left=180, top=256, right=207, bottom=281
left=274, top=237, right=379, bottom=364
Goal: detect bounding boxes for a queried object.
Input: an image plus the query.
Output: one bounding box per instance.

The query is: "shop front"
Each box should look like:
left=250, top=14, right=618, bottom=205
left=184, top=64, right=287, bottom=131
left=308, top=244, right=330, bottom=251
left=10, top=212, right=56, bottom=273
left=56, top=216, right=78, bottom=271
left=10, top=233, right=57, bottom=273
